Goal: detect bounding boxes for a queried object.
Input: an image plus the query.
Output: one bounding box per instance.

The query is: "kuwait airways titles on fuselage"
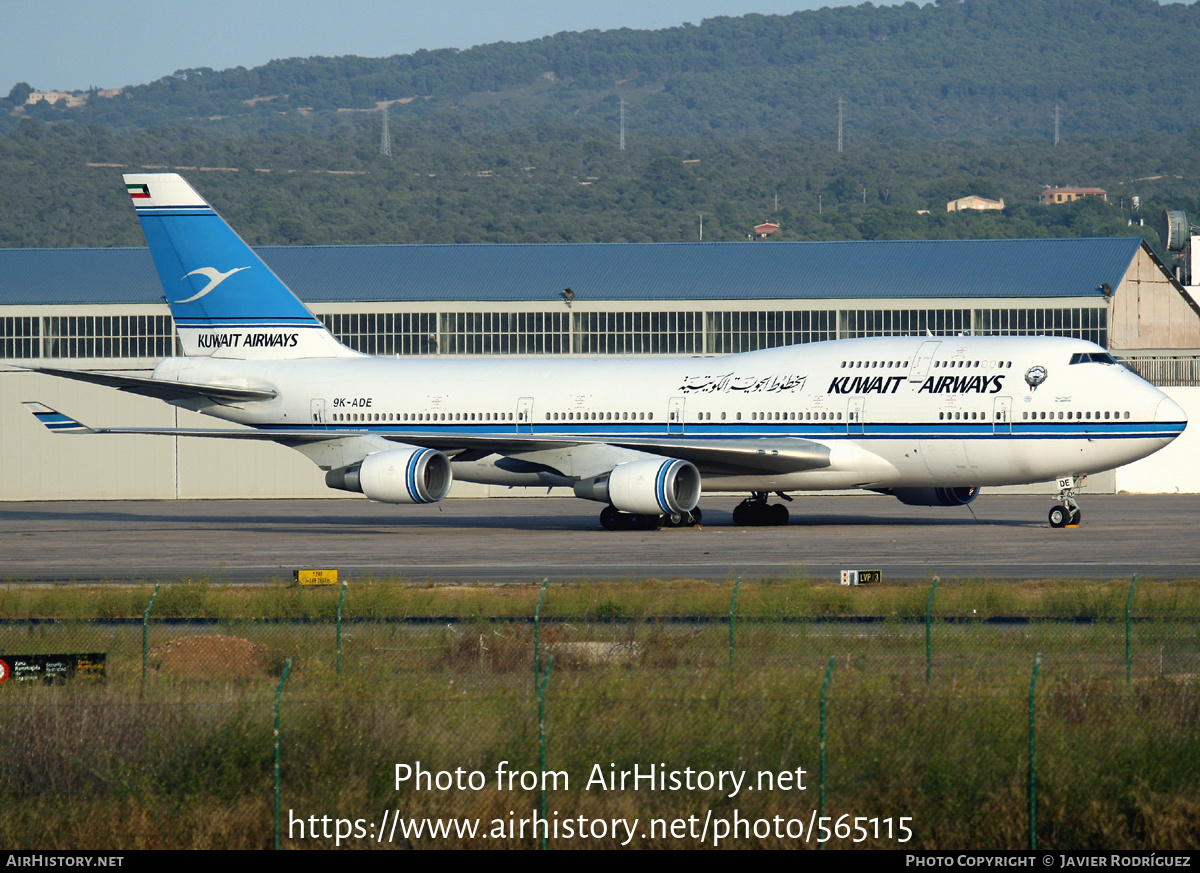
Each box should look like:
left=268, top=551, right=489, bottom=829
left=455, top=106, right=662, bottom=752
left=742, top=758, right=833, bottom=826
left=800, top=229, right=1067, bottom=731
left=827, top=374, right=1006, bottom=395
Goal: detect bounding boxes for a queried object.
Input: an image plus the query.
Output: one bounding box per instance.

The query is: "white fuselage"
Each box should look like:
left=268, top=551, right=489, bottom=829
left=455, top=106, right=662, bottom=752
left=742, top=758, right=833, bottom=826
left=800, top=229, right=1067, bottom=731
left=154, top=335, right=1185, bottom=493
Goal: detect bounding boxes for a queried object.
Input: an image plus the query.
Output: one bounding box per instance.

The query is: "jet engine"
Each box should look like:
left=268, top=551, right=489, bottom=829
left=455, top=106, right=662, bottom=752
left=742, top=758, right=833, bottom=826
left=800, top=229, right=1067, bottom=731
left=325, top=447, right=453, bottom=504
left=890, top=486, right=980, bottom=507
left=573, top=458, right=701, bottom=515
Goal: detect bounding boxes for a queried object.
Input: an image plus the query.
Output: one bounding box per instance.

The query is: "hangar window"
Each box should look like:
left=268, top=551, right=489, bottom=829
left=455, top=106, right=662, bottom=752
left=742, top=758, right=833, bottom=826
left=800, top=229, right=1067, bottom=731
left=0, top=317, right=39, bottom=359
left=321, top=312, right=439, bottom=356
left=575, top=311, right=700, bottom=355
left=975, top=308, right=1106, bottom=346
left=707, top=310, right=834, bottom=354
left=841, top=309, right=970, bottom=339
left=40, top=315, right=176, bottom=359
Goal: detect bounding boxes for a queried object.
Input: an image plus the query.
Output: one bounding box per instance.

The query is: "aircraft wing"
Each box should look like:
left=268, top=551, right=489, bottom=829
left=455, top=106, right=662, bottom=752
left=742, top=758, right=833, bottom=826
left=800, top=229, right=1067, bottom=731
left=27, top=366, right=278, bottom=403
left=23, top=404, right=830, bottom=475
left=386, top=432, right=831, bottom=476
left=23, top=403, right=320, bottom=438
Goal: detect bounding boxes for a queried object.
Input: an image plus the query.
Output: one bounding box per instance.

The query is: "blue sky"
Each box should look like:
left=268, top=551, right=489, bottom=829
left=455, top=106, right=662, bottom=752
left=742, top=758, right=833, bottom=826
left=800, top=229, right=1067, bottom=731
left=3, top=1, right=873, bottom=93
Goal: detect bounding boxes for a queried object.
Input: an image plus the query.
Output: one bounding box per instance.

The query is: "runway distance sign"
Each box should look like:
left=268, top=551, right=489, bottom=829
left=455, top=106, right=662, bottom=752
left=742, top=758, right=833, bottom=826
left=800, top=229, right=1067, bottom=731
left=294, top=569, right=339, bottom=586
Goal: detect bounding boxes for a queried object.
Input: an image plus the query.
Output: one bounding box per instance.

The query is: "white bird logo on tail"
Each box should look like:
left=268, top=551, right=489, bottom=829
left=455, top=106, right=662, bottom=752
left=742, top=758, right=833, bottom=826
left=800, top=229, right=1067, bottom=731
left=177, top=266, right=251, bottom=303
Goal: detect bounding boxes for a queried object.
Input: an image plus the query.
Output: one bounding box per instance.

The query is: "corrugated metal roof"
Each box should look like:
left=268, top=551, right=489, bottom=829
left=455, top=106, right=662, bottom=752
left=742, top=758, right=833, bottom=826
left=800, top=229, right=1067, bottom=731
left=0, top=238, right=1147, bottom=306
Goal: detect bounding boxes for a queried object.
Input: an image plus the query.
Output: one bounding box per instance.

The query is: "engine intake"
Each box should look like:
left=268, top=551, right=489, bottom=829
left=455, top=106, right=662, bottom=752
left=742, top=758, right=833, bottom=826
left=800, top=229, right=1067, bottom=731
left=574, top=458, right=701, bottom=515
left=326, top=447, right=453, bottom=504
left=891, top=486, right=980, bottom=507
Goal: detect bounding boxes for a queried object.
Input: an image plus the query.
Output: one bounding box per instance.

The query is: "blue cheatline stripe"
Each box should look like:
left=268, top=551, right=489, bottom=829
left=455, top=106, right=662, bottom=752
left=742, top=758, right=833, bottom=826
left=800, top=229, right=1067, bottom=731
left=134, top=208, right=215, bottom=217
left=261, top=421, right=1185, bottom=441
left=176, top=319, right=324, bottom=328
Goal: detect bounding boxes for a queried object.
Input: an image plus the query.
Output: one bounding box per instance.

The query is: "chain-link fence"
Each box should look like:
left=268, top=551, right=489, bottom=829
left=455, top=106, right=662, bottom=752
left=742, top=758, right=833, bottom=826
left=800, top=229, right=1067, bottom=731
left=0, top=578, right=1196, bottom=850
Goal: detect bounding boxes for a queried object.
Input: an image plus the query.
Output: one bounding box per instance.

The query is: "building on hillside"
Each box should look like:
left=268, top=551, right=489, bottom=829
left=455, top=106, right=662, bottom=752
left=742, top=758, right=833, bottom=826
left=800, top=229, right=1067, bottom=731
left=752, top=222, right=780, bottom=239
left=947, top=195, right=1005, bottom=212
left=1, top=237, right=1195, bottom=500
left=1042, top=187, right=1107, bottom=205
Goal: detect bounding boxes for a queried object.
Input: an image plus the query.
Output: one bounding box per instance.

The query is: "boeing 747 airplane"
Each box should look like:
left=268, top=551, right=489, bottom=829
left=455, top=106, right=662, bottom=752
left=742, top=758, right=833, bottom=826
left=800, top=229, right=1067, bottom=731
left=25, top=174, right=1187, bottom=529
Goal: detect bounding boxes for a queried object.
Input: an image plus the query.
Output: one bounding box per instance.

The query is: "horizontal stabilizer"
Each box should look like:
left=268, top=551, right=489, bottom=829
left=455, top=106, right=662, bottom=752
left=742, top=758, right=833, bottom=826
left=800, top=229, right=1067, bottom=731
left=22, top=402, right=95, bottom=434
left=29, top=366, right=277, bottom=403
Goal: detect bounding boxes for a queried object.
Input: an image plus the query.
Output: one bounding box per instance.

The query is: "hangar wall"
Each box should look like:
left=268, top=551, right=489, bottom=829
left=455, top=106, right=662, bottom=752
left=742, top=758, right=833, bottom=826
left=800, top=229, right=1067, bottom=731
left=1110, top=248, right=1200, bottom=350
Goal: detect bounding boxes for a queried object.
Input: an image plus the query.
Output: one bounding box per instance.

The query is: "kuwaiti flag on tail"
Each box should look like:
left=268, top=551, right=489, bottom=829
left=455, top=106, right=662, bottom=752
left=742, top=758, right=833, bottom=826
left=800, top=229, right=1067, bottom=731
left=123, top=173, right=358, bottom=360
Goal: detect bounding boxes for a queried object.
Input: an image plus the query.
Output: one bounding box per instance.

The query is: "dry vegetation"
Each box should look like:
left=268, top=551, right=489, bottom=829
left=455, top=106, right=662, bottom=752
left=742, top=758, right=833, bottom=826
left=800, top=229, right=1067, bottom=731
left=0, top=577, right=1195, bottom=849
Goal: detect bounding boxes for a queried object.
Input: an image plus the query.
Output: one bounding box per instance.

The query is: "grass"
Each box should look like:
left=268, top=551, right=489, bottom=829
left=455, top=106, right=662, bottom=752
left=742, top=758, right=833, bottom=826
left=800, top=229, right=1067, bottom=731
left=0, top=574, right=1197, bottom=620
left=0, top=577, right=1195, bottom=849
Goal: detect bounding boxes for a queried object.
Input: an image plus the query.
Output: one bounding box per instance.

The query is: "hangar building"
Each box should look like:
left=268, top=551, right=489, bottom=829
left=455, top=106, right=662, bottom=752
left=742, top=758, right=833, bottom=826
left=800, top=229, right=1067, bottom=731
left=2, top=237, right=1198, bottom=500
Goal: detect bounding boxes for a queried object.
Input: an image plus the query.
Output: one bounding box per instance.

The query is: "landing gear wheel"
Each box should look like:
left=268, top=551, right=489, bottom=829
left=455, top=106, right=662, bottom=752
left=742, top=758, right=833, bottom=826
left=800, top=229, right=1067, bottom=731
left=1048, top=505, right=1069, bottom=528
left=629, top=513, right=660, bottom=531
left=734, top=494, right=788, bottom=526
left=600, top=505, right=624, bottom=530
left=1068, top=506, right=1082, bottom=526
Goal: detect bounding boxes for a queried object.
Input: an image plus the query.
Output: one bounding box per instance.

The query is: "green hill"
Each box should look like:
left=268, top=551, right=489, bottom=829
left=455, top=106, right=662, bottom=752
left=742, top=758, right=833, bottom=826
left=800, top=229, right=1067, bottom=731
left=7, top=0, right=1200, bottom=140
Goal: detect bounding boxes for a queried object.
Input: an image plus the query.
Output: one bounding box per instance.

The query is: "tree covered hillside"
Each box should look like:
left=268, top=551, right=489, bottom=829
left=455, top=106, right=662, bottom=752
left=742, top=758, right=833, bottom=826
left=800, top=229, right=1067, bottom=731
left=5, top=0, right=1200, bottom=140
left=1, top=116, right=1193, bottom=249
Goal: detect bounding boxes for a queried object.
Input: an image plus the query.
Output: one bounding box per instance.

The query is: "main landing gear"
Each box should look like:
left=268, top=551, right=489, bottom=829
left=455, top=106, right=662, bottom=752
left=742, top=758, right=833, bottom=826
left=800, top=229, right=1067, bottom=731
left=1048, top=476, right=1084, bottom=528
left=732, top=492, right=791, bottom=527
left=599, top=505, right=703, bottom=531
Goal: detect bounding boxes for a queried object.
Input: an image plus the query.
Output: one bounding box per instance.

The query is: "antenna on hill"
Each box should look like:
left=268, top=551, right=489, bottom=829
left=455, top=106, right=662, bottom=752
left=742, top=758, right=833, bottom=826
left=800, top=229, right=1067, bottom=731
left=380, top=104, right=391, bottom=158
left=1053, top=103, right=1060, bottom=147
left=619, top=98, right=626, bottom=151
left=837, top=98, right=844, bottom=154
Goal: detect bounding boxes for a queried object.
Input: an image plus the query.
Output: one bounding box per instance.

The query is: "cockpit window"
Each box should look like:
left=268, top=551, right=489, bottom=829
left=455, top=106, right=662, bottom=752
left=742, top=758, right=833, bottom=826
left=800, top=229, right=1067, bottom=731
left=1069, top=352, right=1118, bottom=365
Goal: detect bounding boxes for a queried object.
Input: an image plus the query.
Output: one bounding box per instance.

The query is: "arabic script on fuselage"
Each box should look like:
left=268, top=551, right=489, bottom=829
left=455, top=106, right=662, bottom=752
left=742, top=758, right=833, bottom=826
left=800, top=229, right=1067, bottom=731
left=678, top=373, right=807, bottom=394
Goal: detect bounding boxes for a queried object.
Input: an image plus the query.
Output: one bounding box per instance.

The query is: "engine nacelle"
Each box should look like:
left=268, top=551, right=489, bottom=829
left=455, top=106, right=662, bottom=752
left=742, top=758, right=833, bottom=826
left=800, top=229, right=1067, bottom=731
left=574, top=458, right=701, bottom=515
left=891, top=486, right=980, bottom=507
left=325, top=447, right=453, bottom=504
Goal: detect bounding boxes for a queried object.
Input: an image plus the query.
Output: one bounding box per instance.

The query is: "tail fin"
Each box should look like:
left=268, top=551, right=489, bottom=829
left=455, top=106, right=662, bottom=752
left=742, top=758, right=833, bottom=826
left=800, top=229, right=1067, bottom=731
left=125, top=173, right=357, bottom=359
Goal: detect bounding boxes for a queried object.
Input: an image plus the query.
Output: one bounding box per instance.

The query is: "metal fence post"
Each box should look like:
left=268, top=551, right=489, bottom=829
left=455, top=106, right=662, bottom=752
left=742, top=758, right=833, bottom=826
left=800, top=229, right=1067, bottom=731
left=729, top=577, right=741, bottom=666
left=336, top=580, right=347, bottom=677
left=538, top=655, right=554, bottom=850
left=925, top=576, right=939, bottom=684
left=534, top=578, right=548, bottom=690
left=141, top=584, right=159, bottom=687
left=1028, top=653, right=1041, bottom=852
left=1126, top=575, right=1137, bottom=689
left=819, top=655, right=835, bottom=849
left=274, top=658, right=293, bottom=850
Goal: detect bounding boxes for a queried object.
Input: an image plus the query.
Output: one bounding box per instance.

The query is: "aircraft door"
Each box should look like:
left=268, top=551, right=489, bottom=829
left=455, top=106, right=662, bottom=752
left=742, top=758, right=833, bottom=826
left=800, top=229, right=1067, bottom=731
left=993, top=396, right=1012, bottom=434
left=311, top=398, right=328, bottom=426
left=846, top=397, right=865, bottom=435
left=909, top=341, right=941, bottom=382
left=668, top=397, right=685, bottom=435
left=516, top=397, right=534, bottom=434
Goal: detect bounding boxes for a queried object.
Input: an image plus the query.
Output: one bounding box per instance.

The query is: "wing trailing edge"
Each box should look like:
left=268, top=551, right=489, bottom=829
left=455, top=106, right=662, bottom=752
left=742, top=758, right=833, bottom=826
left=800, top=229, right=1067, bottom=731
left=28, top=366, right=277, bottom=403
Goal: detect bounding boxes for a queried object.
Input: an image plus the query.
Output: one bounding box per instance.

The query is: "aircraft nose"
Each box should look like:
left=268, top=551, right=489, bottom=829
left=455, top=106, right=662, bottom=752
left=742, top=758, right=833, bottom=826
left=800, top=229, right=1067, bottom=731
left=1155, top=394, right=1187, bottom=427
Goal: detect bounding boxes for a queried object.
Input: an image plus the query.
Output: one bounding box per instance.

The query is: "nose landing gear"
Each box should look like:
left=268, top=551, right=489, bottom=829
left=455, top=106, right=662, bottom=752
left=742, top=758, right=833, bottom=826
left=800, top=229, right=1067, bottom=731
left=1048, top=475, right=1084, bottom=528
